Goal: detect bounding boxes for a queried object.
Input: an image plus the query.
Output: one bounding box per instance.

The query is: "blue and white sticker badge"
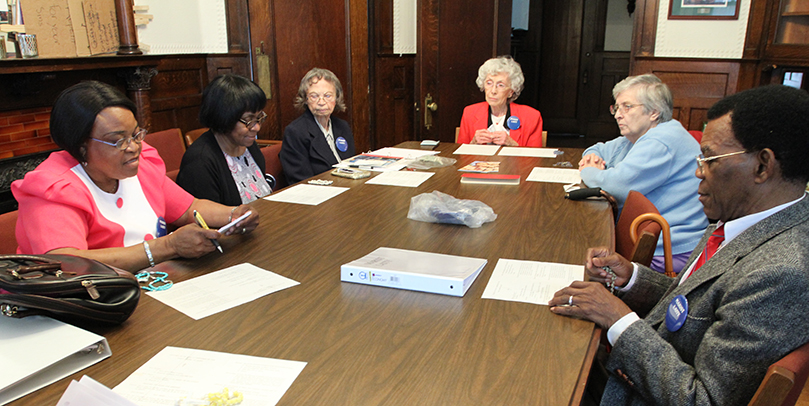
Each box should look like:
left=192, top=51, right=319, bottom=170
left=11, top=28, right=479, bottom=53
left=156, top=217, right=167, bottom=238
left=507, top=116, right=521, bottom=130
left=666, top=295, right=689, bottom=332
left=335, top=136, right=348, bottom=152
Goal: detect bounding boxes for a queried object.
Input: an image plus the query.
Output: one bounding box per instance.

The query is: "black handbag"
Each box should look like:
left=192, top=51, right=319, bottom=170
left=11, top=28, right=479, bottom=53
left=0, top=254, right=141, bottom=325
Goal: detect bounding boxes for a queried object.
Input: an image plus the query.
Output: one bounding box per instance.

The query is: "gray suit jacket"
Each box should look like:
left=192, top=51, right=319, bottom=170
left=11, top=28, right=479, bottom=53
left=602, top=194, right=809, bottom=405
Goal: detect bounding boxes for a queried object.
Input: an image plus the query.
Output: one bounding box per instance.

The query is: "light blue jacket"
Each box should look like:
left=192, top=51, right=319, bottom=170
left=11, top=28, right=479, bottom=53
left=580, top=120, right=707, bottom=255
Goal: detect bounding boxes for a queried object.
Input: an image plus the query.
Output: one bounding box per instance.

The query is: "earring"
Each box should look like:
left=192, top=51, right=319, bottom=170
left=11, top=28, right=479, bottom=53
left=81, top=161, right=88, bottom=167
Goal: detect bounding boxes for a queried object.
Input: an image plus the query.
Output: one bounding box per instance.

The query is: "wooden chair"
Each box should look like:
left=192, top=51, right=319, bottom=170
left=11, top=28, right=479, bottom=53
left=615, top=190, right=674, bottom=277
left=184, top=127, right=208, bottom=147
left=455, top=127, right=460, bottom=143
left=143, top=128, right=186, bottom=182
left=0, top=210, right=19, bottom=254
left=749, top=341, right=809, bottom=406
left=260, top=142, right=287, bottom=190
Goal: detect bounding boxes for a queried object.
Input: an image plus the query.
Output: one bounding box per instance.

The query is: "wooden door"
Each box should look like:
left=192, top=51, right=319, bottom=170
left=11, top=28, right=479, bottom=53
left=372, top=0, right=511, bottom=148
left=417, top=0, right=512, bottom=142
left=533, top=0, right=625, bottom=143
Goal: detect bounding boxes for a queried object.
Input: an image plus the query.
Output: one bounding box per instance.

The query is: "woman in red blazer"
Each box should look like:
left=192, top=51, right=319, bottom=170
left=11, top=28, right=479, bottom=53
left=457, top=56, right=543, bottom=147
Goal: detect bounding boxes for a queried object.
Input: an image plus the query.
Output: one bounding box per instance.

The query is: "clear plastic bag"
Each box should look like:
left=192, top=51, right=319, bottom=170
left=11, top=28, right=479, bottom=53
left=407, top=190, right=497, bottom=228
left=406, top=155, right=457, bottom=170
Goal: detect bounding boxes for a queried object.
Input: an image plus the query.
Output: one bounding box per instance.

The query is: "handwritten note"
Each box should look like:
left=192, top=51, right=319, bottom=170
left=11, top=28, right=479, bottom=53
left=82, top=0, right=118, bottom=55
left=19, top=0, right=77, bottom=57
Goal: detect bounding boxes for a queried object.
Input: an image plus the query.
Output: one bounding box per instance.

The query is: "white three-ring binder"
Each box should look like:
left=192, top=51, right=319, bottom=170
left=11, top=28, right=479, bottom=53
left=0, top=315, right=111, bottom=405
left=341, top=247, right=487, bottom=297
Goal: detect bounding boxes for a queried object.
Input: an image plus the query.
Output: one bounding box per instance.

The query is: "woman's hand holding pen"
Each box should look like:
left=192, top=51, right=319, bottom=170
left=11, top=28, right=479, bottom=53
left=163, top=225, right=222, bottom=258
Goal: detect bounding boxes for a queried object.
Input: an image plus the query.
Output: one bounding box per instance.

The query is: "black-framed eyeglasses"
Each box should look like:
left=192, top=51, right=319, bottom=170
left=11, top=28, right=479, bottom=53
left=91, top=128, right=147, bottom=151
left=695, top=150, right=747, bottom=172
left=239, top=111, right=268, bottom=130
left=609, top=103, right=643, bottom=116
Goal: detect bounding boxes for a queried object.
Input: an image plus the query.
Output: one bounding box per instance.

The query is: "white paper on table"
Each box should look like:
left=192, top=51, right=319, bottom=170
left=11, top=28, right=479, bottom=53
left=57, top=376, right=138, bottom=406
left=481, top=258, right=583, bottom=305
left=498, top=147, right=560, bottom=158
left=369, top=147, right=440, bottom=159
left=526, top=167, right=582, bottom=184
left=147, top=263, right=299, bottom=320
left=264, top=184, right=349, bottom=205
left=113, top=347, right=307, bottom=406
left=365, top=171, right=434, bottom=187
left=452, top=144, right=501, bottom=156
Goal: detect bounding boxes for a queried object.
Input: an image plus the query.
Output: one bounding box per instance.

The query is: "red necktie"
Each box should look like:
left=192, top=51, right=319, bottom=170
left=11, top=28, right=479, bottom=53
left=684, top=225, right=725, bottom=279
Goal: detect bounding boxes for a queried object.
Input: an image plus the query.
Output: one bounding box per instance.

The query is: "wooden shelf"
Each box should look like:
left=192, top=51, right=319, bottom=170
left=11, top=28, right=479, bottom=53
left=0, top=54, right=164, bottom=75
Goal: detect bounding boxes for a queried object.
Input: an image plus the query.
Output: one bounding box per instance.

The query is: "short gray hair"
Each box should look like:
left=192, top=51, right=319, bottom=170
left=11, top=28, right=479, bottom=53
left=612, top=74, right=673, bottom=123
left=475, top=56, right=525, bottom=103
left=293, top=68, right=346, bottom=113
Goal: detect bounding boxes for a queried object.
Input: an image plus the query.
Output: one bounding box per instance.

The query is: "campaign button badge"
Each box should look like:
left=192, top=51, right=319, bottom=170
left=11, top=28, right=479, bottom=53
left=666, top=295, right=689, bottom=332
left=336, top=136, right=348, bottom=152
left=507, top=116, right=521, bottom=130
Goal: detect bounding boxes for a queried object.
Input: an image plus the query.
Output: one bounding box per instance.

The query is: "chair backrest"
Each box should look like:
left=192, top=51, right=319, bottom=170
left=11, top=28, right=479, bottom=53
left=143, top=128, right=186, bottom=181
left=184, top=127, right=208, bottom=147
left=749, top=341, right=809, bottom=406
left=688, top=130, right=703, bottom=143
left=0, top=210, right=19, bottom=254
left=542, top=130, right=548, bottom=148
left=455, top=127, right=460, bottom=143
left=616, top=190, right=674, bottom=277
left=261, top=142, right=287, bottom=190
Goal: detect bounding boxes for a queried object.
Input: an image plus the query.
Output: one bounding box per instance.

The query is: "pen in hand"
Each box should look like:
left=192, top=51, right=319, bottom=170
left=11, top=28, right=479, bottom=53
left=193, top=210, right=223, bottom=253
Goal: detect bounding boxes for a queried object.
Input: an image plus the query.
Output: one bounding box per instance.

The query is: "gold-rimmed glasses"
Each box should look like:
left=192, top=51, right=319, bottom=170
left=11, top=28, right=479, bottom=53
left=695, top=150, right=747, bottom=173
left=307, top=93, right=335, bottom=103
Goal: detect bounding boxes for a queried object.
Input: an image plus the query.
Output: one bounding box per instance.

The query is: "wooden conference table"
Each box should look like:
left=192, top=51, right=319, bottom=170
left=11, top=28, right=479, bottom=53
left=12, top=142, right=614, bottom=406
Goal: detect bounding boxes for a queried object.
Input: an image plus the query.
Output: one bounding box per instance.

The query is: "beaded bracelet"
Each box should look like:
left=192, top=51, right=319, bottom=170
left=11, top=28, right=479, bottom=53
left=142, top=240, right=155, bottom=268
left=134, top=271, right=173, bottom=291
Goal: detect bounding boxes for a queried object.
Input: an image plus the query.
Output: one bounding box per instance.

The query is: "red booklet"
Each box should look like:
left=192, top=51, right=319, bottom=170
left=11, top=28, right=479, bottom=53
left=460, top=173, right=520, bottom=185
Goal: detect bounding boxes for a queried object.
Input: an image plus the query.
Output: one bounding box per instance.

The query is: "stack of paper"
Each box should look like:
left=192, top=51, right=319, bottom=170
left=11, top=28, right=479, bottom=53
left=56, top=376, right=136, bottom=406
left=0, top=316, right=111, bottom=405
left=341, top=247, right=487, bottom=297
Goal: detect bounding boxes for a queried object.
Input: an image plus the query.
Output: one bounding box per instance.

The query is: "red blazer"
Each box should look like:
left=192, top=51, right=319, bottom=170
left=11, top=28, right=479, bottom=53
left=457, top=102, right=544, bottom=147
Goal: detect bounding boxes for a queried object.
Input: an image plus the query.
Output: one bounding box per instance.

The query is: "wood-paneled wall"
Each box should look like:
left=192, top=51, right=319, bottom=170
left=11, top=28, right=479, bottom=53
left=629, top=0, right=766, bottom=132
left=632, top=58, right=748, bottom=131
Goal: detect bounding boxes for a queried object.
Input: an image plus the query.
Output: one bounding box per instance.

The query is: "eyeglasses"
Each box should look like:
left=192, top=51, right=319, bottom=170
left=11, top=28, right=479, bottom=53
left=484, top=80, right=509, bottom=91
left=238, top=111, right=268, bottom=130
left=307, top=93, right=335, bottom=103
left=609, top=103, right=643, bottom=115
left=91, top=128, right=147, bottom=151
left=695, top=150, right=747, bottom=172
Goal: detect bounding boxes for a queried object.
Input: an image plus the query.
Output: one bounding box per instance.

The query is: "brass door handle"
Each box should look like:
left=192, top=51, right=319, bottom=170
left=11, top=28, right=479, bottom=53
left=425, top=93, right=438, bottom=130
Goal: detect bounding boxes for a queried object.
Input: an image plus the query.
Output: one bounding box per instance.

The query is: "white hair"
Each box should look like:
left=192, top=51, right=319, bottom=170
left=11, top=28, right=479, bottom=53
left=475, top=56, right=525, bottom=103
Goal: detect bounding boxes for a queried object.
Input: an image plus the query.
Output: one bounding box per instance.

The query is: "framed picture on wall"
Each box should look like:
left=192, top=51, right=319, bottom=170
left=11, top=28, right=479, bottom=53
left=668, top=0, right=740, bottom=20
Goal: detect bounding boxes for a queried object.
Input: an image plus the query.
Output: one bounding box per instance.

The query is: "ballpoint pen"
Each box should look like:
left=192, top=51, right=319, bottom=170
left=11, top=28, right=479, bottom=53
left=193, top=210, right=223, bottom=253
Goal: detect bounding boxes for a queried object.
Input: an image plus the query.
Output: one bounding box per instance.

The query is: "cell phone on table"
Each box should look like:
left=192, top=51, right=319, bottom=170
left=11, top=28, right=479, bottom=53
left=218, top=211, right=252, bottom=233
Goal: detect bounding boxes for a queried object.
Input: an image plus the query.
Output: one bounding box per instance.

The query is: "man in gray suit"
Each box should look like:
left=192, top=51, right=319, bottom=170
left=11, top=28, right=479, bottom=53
left=550, top=85, right=809, bottom=405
